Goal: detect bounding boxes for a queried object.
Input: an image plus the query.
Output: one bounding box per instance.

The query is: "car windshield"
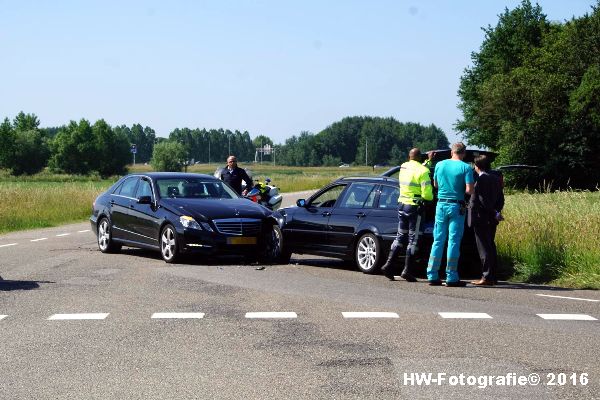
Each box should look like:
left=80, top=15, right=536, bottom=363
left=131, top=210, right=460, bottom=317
left=156, top=178, right=239, bottom=199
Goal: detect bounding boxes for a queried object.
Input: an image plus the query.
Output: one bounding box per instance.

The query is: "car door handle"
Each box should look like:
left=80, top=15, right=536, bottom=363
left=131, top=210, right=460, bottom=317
left=322, top=212, right=331, bottom=217
left=130, top=204, right=135, bottom=209
left=356, top=212, right=366, bottom=218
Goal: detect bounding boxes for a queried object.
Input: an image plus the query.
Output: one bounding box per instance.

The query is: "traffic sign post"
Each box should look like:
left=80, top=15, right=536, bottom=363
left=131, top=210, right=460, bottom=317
left=131, top=144, right=137, bottom=165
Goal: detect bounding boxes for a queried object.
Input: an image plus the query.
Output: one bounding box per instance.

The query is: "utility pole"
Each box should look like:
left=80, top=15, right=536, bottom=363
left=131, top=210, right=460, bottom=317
left=228, top=134, right=231, bottom=155
left=365, top=139, right=368, bottom=166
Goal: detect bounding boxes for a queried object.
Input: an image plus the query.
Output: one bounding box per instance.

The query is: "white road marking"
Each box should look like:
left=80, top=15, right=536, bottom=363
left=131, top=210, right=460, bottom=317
left=537, top=314, right=597, bottom=321
left=536, top=294, right=599, bottom=303
left=30, top=237, right=48, bottom=242
left=77, top=230, right=90, bottom=233
left=48, top=313, right=109, bottom=320
left=439, top=312, right=493, bottom=319
left=0, top=315, right=7, bottom=321
left=245, top=312, right=297, bottom=319
left=0, top=243, right=18, bottom=248
left=55, top=233, right=70, bottom=237
left=152, top=312, right=205, bottom=319
left=342, top=312, right=399, bottom=319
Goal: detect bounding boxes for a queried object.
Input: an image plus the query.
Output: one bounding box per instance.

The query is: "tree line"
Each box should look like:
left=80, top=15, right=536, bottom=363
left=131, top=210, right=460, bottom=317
left=458, top=0, right=600, bottom=189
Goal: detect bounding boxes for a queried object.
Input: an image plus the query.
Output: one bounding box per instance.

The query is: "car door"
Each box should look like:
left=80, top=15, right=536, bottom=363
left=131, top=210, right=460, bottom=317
left=327, top=182, right=377, bottom=252
left=109, top=176, right=139, bottom=241
left=285, top=184, right=347, bottom=253
left=368, top=183, right=401, bottom=247
left=128, top=177, right=160, bottom=247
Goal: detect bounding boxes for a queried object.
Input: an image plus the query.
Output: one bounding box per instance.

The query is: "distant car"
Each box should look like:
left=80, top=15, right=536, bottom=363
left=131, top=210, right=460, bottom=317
left=338, top=163, right=350, bottom=168
left=90, top=172, right=281, bottom=263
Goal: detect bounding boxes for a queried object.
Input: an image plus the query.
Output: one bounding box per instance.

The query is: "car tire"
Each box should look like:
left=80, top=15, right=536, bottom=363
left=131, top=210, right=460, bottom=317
left=97, top=217, right=121, bottom=253
left=160, top=224, right=180, bottom=263
left=355, top=233, right=380, bottom=274
left=262, top=224, right=291, bottom=264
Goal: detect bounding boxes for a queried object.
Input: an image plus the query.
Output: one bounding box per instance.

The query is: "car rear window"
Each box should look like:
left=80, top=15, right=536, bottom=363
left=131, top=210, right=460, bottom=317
left=378, top=185, right=399, bottom=209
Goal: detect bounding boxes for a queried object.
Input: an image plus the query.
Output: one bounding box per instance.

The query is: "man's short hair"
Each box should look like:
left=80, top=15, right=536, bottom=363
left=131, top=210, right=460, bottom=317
left=474, top=155, right=491, bottom=171
left=451, top=142, right=466, bottom=155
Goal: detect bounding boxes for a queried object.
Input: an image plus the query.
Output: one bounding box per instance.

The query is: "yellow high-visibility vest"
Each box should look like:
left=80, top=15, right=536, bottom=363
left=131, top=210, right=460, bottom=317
left=398, top=160, right=433, bottom=205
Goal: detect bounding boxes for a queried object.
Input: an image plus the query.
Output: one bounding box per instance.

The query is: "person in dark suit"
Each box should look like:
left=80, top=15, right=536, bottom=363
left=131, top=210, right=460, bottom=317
left=468, top=155, right=504, bottom=286
left=218, top=155, right=253, bottom=196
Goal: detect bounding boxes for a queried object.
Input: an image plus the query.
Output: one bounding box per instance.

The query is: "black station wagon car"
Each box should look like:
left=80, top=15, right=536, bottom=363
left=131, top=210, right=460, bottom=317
left=273, top=150, right=502, bottom=276
left=90, top=172, right=281, bottom=263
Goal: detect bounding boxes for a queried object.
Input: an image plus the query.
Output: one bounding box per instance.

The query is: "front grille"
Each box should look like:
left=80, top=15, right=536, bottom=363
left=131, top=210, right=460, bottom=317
left=213, top=218, right=262, bottom=236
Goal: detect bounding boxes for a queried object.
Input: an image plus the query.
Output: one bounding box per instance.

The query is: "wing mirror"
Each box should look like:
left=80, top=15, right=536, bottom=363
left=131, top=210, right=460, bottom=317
left=296, top=199, right=306, bottom=207
left=137, top=196, right=152, bottom=204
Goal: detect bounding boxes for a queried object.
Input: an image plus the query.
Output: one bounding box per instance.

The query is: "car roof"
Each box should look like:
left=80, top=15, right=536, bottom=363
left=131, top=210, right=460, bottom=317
left=128, top=172, right=217, bottom=180
left=335, top=176, right=398, bottom=184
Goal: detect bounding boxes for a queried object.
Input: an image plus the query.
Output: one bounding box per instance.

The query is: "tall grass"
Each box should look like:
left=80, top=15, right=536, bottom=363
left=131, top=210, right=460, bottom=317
left=497, top=190, right=600, bottom=289
left=0, top=181, right=111, bottom=234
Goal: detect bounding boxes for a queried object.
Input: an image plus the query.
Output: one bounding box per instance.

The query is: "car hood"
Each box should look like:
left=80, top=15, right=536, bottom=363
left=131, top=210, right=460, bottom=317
left=160, top=198, right=271, bottom=221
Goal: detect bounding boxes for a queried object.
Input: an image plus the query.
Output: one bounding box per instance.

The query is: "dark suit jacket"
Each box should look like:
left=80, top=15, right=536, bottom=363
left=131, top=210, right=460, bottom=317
left=468, top=172, right=503, bottom=227
left=220, top=166, right=253, bottom=195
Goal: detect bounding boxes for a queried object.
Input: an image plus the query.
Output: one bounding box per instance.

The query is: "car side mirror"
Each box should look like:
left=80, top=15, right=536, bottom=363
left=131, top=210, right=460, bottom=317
left=137, top=196, right=152, bottom=204
left=296, top=199, right=306, bottom=207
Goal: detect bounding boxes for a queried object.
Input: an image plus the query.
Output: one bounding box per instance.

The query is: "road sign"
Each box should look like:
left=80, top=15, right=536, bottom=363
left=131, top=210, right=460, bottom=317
left=131, top=144, right=137, bottom=154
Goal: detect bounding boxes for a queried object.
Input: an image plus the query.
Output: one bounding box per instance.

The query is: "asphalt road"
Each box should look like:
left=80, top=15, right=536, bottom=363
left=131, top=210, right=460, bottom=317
left=1, top=191, right=599, bottom=399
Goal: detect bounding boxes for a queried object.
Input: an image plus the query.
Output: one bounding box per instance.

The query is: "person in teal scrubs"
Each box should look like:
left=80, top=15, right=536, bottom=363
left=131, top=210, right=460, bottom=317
left=427, top=143, right=474, bottom=286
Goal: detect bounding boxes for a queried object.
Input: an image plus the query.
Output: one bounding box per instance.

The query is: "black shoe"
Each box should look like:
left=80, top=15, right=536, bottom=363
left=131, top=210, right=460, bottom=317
left=400, top=272, right=417, bottom=282
left=428, top=279, right=442, bottom=286
left=384, top=270, right=395, bottom=281
left=444, top=280, right=467, bottom=287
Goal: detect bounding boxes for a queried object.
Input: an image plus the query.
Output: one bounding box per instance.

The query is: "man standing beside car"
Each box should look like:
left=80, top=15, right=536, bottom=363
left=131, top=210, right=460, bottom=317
left=219, top=155, right=253, bottom=196
left=469, top=155, right=503, bottom=286
left=426, top=142, right=474, bottom=287
left=381, top=148, right=433, bottom=282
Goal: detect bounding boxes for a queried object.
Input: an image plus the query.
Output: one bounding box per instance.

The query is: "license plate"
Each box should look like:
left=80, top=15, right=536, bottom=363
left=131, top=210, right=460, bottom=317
left=227, top=237, right=257, bottom=245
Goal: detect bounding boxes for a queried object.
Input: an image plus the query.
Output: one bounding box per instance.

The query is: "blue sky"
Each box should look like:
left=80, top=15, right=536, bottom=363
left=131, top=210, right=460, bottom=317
left=1, top=1, right=595, bottom=144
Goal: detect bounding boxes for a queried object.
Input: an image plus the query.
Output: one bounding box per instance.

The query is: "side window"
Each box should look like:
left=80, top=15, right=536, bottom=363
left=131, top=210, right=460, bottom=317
left=309, top=185, right=346, bottom=208
left=118, top=177, right=139, bottom=198
left=338, top=183, right=376, bottom=209
left=378, top=185, right=399, bottom=209
left=135, top=179, right=153, bottom=199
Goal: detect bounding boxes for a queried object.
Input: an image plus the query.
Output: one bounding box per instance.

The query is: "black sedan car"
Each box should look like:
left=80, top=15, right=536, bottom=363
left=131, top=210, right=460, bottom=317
left=273, top=176, right=410, bottom=274
left=273, top=150, right=502, bottom=276
left=90, top=172, right=281, bottom=263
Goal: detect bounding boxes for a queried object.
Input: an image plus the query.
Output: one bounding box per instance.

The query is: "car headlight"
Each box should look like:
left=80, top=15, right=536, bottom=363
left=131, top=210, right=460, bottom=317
left=180, top=216, right=213, bottom=232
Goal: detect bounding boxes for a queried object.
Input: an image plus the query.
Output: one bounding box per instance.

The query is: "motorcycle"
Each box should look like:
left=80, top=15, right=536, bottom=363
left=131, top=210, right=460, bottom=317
left=244, top=178, right=283, bottom=210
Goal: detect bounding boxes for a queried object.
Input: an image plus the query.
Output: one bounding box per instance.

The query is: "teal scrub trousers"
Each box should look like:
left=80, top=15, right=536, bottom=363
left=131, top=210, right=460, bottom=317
left=427, top=202, right=465, bottom=282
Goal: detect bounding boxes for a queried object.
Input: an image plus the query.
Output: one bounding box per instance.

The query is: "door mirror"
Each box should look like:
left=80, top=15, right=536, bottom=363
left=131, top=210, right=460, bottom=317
left=137, top=195, right=152, bottom=204
left=296, top=199, right=306, bottom=207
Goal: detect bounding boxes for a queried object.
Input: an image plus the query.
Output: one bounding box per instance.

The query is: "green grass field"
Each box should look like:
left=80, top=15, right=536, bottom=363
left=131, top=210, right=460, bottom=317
left=1, top=166, right=598, bottom=289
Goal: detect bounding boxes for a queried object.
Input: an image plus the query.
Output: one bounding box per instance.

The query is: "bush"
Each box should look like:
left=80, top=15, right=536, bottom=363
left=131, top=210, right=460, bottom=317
left=151, top=141, right=187, bottom=171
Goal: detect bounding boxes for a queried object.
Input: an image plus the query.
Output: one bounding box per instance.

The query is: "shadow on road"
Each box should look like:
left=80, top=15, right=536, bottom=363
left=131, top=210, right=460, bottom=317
left=0, top=278, right=55, bottom=291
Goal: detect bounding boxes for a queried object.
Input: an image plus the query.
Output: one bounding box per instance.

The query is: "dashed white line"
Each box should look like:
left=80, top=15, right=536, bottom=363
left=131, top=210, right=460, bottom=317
left=439, top=312, right=493, bottom=319
left=536, top=294, right=599, bottom=303
left=151, top=312, right=205, bottom=319
left=77, top=230, right=90, bottom=233
left=0, top=243, right=18, bottom=248
left=245, top=312, right=297, bottom=319
left=30, top=237, right=48, bottom=242
left=0, top=315, right=7, bottom=321
left=55, top=233, right=70, bottom=237
left=48, top=313, right=109, bottom=320
left=342, top=312, right=399, bottom=319
left=537, top=314, right=597, bottom=321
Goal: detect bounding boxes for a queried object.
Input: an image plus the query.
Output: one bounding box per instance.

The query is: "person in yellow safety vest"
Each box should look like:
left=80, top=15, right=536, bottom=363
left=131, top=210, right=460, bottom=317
left=381, top=148, right=434, bottom=281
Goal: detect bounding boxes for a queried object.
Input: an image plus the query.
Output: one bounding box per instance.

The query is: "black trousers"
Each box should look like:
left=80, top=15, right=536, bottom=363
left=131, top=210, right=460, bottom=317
left=473, top=219, right=498, bottom=281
